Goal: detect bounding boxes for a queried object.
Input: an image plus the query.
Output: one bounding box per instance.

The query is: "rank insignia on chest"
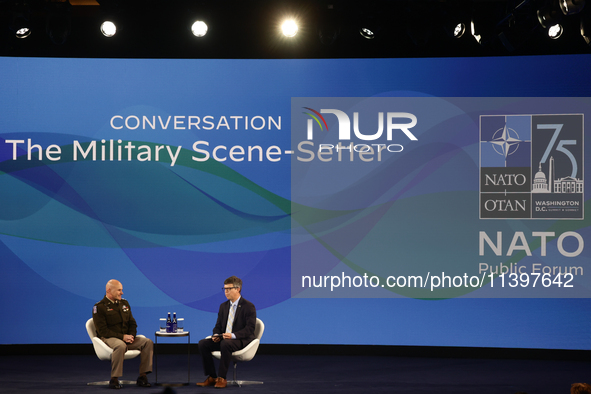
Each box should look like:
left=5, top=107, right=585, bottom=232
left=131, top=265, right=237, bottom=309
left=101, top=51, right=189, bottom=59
left=93, top=306, right=97, bottom=314
left=122, top=305, right=129, bottom=312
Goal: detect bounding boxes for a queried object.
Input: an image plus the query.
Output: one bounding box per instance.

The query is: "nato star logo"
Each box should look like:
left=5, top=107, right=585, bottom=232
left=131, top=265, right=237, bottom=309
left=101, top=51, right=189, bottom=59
left=490, top=125, right=522, bottom=159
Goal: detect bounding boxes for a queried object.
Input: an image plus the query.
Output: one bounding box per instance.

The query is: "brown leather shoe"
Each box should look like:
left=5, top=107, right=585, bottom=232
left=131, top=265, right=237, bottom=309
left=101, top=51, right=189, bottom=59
left=196, top=376, right=217, bottom=387
left=214, top=377, right=227, bottom=388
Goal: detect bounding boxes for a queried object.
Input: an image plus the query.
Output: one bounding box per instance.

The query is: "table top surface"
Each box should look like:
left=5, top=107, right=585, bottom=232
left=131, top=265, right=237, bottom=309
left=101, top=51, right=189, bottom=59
left=155, top=331, right=190, bottom=337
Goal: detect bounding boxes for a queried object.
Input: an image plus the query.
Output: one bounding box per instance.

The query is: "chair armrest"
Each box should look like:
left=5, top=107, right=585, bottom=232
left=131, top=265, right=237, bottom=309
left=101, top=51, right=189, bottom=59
left=232, top=338, right=260, bottom=362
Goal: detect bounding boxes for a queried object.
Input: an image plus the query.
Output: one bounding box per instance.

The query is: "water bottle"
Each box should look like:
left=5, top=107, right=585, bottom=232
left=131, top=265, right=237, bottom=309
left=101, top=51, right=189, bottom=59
left=166, top=312, right=172, bottom=333
left=172, top=312, right=177, bottom=333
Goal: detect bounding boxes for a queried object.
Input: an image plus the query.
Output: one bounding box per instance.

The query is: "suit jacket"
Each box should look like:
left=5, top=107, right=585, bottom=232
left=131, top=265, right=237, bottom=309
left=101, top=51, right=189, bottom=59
left=212, top=296, right=256, bottom=342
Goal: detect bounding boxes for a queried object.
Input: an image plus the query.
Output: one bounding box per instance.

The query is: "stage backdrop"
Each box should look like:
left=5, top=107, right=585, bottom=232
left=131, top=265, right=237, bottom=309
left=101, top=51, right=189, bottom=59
left=0, top=55, right=589, bottom=349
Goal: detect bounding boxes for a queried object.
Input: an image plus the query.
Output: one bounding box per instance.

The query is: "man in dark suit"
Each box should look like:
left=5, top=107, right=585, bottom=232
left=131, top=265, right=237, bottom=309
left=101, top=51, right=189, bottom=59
left=196, top=276, right=257, bottom=389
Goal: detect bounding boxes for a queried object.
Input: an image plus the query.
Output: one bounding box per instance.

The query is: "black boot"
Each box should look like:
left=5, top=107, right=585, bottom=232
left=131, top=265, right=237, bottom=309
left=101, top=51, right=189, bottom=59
left=109, top=377, right=122, bottom=389
left=136, top=374, right=151, bottom=387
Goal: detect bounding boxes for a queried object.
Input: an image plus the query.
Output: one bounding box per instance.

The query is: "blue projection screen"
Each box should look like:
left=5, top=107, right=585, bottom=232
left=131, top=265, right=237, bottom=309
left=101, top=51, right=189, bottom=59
left=0, top=55, right=589, bottom=349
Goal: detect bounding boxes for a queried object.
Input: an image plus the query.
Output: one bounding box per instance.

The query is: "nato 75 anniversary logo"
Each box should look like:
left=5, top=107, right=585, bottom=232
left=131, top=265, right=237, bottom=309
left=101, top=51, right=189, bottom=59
left=480, top=114, right=584, bottom=219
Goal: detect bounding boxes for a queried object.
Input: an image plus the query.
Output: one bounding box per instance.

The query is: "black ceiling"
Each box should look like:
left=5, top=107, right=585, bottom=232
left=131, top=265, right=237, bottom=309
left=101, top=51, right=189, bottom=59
left=1, top=0, right=590, bottom=59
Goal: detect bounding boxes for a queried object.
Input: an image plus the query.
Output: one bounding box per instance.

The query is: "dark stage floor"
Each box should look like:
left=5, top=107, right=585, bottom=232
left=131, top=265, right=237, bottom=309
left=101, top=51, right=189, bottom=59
left=0, top=353, right=589, bottom=394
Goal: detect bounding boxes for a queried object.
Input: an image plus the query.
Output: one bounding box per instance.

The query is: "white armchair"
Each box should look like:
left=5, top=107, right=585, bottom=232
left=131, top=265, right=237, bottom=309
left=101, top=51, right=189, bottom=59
left=211, top=318, right=265, bottom=386
left=85, top=318, right=146, bottom=386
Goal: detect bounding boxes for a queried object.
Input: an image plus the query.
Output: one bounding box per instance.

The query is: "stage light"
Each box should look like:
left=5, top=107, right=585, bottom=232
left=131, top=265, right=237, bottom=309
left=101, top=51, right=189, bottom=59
left=560, top=0, right=586, bottom=15
left=437, top=1, right=470, bottom=40
left=537, top=2, right=563, bottom=28
left=548, top=23, right=564, bottom=38
left=100, top=21, right=116, bottom=37
left=358, top=7, right=381, bottom=40
left=358, top=19, right=381, bottom=40
left=191, top=21, right=208, bottom=37
left=470, top=18, right=482, bottom=44
left=15, top=27, right=31, bottom=39
left=453, top=23, right=466, bottom=38
left=11, top=1, right=32, bottom=39
left=281, top=19, right=298, bottom=37
left=580, top=8, right=591, bottom=45
left=360, top=27, right=375, bottom=39
left=441, top=12, right=468, bottom=39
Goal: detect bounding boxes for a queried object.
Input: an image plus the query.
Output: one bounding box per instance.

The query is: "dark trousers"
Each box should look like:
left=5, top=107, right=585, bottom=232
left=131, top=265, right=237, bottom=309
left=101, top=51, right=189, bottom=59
left=198, top=338, right=245, bottom=379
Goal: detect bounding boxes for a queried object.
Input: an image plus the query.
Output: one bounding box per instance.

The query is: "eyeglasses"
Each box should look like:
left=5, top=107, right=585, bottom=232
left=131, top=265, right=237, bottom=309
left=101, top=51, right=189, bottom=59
left=222, top=287, right=238, bottom=291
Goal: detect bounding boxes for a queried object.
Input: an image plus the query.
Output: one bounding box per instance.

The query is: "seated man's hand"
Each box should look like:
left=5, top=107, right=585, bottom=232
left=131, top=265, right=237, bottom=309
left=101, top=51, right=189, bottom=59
left=123, top=334, right=135, bottom=343
left=222, top=333, right=232, bottom=340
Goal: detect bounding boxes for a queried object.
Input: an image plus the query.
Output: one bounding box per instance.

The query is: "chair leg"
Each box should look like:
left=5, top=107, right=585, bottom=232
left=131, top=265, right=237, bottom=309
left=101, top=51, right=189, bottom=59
left=227, top=362, right=263, bottom=386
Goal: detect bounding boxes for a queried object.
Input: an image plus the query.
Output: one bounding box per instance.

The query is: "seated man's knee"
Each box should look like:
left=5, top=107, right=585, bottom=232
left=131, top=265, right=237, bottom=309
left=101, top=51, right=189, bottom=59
left=143, top=338, right=154, bottom=349
left=219, top=340, right=235, bottom=353
left=111, top=339, right=127, bottom=352
left=198, top=338, right=210, bottom=350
